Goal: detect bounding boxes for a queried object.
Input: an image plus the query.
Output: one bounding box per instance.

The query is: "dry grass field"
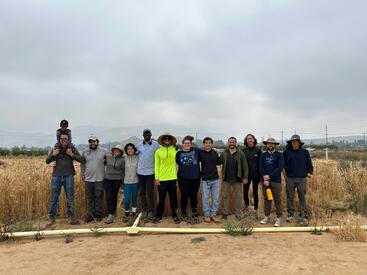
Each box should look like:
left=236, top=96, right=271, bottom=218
left=1, top=156, right=367, bottom=275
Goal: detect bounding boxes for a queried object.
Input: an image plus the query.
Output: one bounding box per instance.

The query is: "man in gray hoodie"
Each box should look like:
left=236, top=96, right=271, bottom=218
left=81, top=135, right=107, bottom=222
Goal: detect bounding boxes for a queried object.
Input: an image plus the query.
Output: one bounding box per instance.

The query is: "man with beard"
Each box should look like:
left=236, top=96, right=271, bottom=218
left=81, top=135, right=107, bottom=223
left=46, top=133, right=84, bottom=226
left=137, top=129, right=160, bottom=221
left=259, top=138, right=284, bottom=227
left=219, top=137, right=248, bottom=220
left=283, top=134, right=313, bottom=226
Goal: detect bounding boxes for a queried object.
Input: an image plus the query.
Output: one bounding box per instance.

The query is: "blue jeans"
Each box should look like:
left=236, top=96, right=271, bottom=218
left=48, top=175, right=74, bottom=219
left=124, top=183, right=139, bottom=212
left=201, top=179, right=219, bottom=217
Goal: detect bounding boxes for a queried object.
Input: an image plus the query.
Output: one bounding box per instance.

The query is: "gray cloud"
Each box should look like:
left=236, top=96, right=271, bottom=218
left=0, top=0, right=366, bottom=141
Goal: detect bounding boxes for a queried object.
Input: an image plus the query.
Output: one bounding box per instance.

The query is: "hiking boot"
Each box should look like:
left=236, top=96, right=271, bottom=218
left=152, top=216, right=162, bottom=224
left=147, top=211, right=155, bottom=220
left=260, top=216, right=269, bottom=225
left=286, top=214, right=294, bottom=223
left=204, top=216, right=211, bottom=223
left=95, top=217, right=102, bottom=222
left=211, top=216, right=221, bottom=224
left=46, top=217, right=55, bottom=227
left=181, top=213, right=188, bottom=222
left=173, top=216, right=181, bottom=224
left=68, top=217, right=80, bottom=225
left=84, top=214, right=94, bottom=223
left=221, top=214, right=228, bottom=220
left=104, top=214, right=114, bottom=224
left=274, top=217, right=282, bottom=227
left=301, top=218, right=309, bottom=226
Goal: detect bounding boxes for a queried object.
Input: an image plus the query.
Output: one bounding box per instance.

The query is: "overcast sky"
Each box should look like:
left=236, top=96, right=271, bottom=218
left=0, top=0, right=366, bottom=141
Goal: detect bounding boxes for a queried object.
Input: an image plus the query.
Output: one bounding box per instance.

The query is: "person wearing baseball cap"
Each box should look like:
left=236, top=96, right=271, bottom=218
left=81, top=135, right=107, bottom=223
left=283, top=134, right=313, bottom=226
left=136, top=128, right=160, bottom=221
left=259, top=137, right=284, bottom=227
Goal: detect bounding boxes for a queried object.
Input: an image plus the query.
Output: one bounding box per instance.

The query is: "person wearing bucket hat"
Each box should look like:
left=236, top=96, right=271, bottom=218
left=153, top=132, right=180, bottom=224
left=137, top=128, right=160, bottom=221
left=259, top=137, right=284, bottom=227
left=81, top=135, right=107, bottom=223
left=103, top=144, right=125, bottom=224
left=283, top=134, right=313, bottom=226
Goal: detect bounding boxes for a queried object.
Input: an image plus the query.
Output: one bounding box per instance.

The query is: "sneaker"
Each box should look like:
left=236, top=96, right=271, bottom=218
left=95, top=217, right=102, bottom=222
left=122, top=213, right=130, bottom=223
left=104, top=214, right=114, bottom=224
left=130, top=212, right=137, bottom=221
left=46, top=217, right=55, bottom=227
left=141, top=211, right=148, bottom=220
left=152, top=216, right=162, bottom=224
left=68, top=217, right=80, bottom=225
left=204, top=216, right=211, bottom=223
left=286, top=214, right=294, bottom=223
left=274, top=217, right=281, bottom=227
left=301, top=218, right=309, bottom=226
left=260, top=216, right=269, bottom=225
left=211, top=216, right=221, bottom=224
left=84, top=214, right=94, bottom=223
left=221, top=214, right=228, bottom=220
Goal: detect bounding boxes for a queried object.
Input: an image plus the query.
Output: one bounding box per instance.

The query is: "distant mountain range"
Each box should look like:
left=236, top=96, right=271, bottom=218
left=0, top=125, right=364, bottom=147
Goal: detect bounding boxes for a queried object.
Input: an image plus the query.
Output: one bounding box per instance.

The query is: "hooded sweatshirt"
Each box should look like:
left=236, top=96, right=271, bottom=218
left=154, top=145, right=177, bottom=181
left=259, top=150, right=284, bottom=183
left=283, top=144, right=313, bottom=178
left=105, top=152, right=125, bottom=180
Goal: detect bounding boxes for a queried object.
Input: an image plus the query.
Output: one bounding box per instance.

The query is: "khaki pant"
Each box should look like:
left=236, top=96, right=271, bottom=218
left=222, top=181, right=243, bottom=216
left=262, top=181, right=282, bottom=218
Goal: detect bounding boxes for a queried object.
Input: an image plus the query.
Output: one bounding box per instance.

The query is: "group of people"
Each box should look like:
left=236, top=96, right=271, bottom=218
left=46, top=120, right=313, bottom=227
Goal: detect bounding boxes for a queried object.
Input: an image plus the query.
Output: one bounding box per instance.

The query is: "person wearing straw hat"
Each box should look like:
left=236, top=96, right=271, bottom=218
left=283, top=134, right=313, bottom=226
left=259, top=137, right=285, bottom=227
left=81, top=135, right=107, bottom=223
left=137, top=128, right=160, bottom=221
left=153, top=132, right=180, bottom=224
left=103, top=144, right=125, bottom=224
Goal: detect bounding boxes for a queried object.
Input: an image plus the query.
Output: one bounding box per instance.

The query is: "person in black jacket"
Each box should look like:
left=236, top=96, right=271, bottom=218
left=283, top=134, right=313, bottom=226
left=243, top=134, right=262, bottom=219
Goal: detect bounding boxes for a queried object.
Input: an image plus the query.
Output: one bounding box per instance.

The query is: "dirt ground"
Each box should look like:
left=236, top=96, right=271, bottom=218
left=1, top=216, right=367, bottom=275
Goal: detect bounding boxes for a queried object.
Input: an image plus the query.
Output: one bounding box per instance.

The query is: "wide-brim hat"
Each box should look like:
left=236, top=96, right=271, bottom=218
left=157, top=132, right=177, bottom=146
left=287, top=134, right=304, bottom=145
left=263, top=137, right=280, bottom=145
left=112, top=144, right=124, bottom=153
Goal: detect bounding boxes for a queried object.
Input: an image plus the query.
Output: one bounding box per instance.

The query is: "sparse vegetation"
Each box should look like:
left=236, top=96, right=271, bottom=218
left=332, top=214, right=367, bottom=242
left=191, top=236, right=206, bottom=243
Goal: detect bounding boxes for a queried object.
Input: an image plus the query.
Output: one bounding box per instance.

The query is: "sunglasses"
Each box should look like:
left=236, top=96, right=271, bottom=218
left=163, top=137, right=172, bottom=140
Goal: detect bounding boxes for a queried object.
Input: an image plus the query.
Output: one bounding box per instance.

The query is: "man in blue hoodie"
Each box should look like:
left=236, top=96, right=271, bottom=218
left=283, top=134, right=313, bottom=226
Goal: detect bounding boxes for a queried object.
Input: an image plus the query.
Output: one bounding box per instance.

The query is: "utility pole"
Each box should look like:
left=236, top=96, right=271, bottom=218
left=363, top=133, right=366, bottom=148
left=281, top=130, right=284, bottom=145
left=195, top=132, right=198, bottom=142
left=325, top=124, right=329, bottom=160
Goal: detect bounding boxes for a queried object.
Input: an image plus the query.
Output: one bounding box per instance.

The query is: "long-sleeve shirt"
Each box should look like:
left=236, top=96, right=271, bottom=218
left=283, top=147, right=313, bottom=178
left=81, top=147, right=107, bottom=182
left=46, top=146, right=84, bottom=176
left=137, top=140, right=160, bottom=176
left=105, top=153, right=125, bottom=180
left=124, top=155, right=139, bottom=184
left=243, top=146, right=262, bottom=179
left=154, top=146, right=177, bottom=181
left=259, top=151, right=284, bottom=183
left=218, top=148, right=248, bottom=181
